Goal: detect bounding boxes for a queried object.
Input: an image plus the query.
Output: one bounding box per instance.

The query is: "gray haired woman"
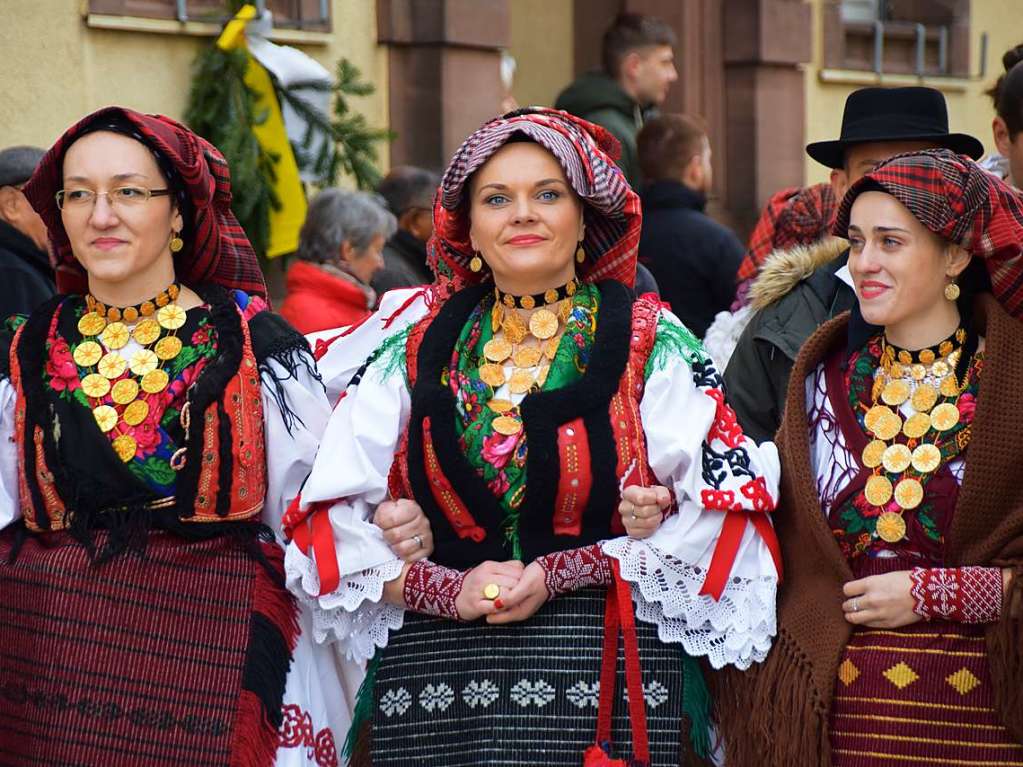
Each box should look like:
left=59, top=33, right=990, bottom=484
left=280, top=188, right=396, bottom=334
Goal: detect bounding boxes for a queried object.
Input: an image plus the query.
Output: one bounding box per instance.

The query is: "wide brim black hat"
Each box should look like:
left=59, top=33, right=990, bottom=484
left=805, top=86, right=984, bottom=169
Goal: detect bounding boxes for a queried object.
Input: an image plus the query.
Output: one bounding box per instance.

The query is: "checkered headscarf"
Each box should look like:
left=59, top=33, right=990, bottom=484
left=833, top=148, right=1023, bottom=317
left=429, top=107, right=642, bottom=288
left=737, top=182, right=838, bottom=282
left=23, top=106, right=267, bottom=298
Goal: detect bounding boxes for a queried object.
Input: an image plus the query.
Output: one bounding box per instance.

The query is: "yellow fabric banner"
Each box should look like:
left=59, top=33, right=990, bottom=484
left=217, top=5, right=307, bottom=258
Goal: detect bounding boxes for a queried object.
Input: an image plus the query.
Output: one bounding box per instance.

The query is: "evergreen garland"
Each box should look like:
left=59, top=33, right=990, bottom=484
left=185, top=41, right=279, bottom=259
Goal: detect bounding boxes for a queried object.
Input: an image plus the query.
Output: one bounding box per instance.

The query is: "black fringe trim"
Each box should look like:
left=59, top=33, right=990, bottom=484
left=249, top=310, right=322, bottom=435
left=406, top=281, right=633, bottom=567
left=242, top=612, right=293, bottom=730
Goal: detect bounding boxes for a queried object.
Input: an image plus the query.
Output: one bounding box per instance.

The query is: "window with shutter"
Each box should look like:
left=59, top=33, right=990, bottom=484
left=87, top=0, right=331, bottom=31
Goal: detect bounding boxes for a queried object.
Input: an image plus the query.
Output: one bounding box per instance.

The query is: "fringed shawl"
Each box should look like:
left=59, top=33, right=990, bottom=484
left=715, top=293, right=1023, bottom=766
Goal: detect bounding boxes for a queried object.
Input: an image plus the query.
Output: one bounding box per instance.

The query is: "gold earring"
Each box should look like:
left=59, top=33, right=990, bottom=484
left=169, top=232, right=184, bottom=253
left=944, top=282, right=960, bottom=301
left=575, top=244, right=585, bottom=264
left=469, top=253, right=483, bottom=273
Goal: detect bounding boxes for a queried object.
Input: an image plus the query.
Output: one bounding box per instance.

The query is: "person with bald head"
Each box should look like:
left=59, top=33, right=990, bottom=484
left=0, top=146, right=53, bottom=318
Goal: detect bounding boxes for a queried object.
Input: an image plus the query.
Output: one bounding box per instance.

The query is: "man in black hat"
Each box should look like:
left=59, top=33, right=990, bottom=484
left=0, top=146, right=53, bottom=320
left=723, top=87, right=984, bottom=443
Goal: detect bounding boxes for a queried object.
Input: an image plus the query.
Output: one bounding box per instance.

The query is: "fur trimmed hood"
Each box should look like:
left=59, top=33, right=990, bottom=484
left=748, top=237, right=847, bottom=310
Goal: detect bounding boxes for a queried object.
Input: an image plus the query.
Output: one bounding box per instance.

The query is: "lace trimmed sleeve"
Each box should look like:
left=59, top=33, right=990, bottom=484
left=601, top=313, right=781, bottom=670
left=283, top=290, right=430, bottom=662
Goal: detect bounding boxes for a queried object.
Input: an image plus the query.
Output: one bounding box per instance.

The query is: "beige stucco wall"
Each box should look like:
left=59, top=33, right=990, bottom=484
left=0, top=0, right=388, bottom=171
left=507, top=0, right=574, bottom=109
left=803, top=0, right=1020, bottom=185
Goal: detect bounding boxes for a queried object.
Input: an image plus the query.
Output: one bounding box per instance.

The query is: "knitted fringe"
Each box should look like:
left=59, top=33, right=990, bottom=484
left=713, top=630, right=831, bottom=767
left=342, top=651, right=381, bottom=760
left=988, top=564, right=1023, bottom=742
left=229, top=690, right=281, bottom=767
left=680, top=652, right=712, bottom=763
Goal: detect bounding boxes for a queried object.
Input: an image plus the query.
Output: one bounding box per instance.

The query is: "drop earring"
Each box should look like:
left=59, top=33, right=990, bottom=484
left=575, top=243, right=585, bottom=264
left=169, top=231, right=184, bottom=253
left=944, top=281, right=960, bottom=301
left=470, top=252, right=484, bottom=273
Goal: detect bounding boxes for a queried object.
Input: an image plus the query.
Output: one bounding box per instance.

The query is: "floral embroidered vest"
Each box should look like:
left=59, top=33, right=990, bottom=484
left=388, top=281, right=660, bottom=568
left=7, top=287, right=267, bottom=533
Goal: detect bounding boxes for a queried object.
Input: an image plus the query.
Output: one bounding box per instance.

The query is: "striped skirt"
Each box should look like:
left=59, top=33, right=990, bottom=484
left=365, top=588, right=691, bottom=766
left=829, top=621, right=1023, bottom=766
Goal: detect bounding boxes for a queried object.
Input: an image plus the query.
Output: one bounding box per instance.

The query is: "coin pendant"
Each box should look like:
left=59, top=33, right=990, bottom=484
left=97, top=351, right=127, bottom=379
left=112, top=434, right=138, bottom=462
left=140, top=369, right=170, bottom=394
left=132, top=318, right=161, bottom=346
left=483, top=337, right=513, bottom=363
left=154, top=335, right=183, bottom=361
left=889, top=362, right=905, bottom=379
left=897, top=350, right=913, bottom=365
left=122, top=399, right=150, bottom=427
left=902, top=412, right=932, bottom=439
left=492, top=415, right=523, bottom=436
left=100, top=321, right=130, bottom=350
left=911, top=383, right=938, bottom=413
left=508, top=369, right=535, bottom=394
left=111, top=378, right=140, bottom=405
left=73, top=340, right=103, bottom=367
left=520, top=294, right=535, bottom=310
left=911, top=443, right=941, bottom=474
left=543, top=337, right=560, bottom=359
left=865, top=405, right=893, bottom=432
left=81, top=373, right=111, bottom=399
left=479, top=363, right=507, bottom=388
left=487, top=398, right=515, bottom=413
left=528, top=308, right=559, bottom=339
left=77, top=311, right=107, bottom=337
left=940, top=374, right=960, bottom=397
left=129, top=349, right=159, bottom=377
left=513, top=346, right=542, bottom=368
left=861, top=439, right=887, bottom=468
left=919, top=349, right=936, bottom=365
left=881, top=444, right=913, bottom=474
left=93, top=404, right=118, bottom=433
left=894, top=477, right=924, bottom=510
left=544, top=289, right=559, bottom=304
left=873, top=411, right=902, bottom=441
left=881, top=379, right=911, bottom=406
left=865, top=474, right=893, bottom=506
left=875, top=511, right=907, bottom=543
left=932, top=360, right=950, bottom=378
left=156, top=304, right=187, bottom=330
left=911, top=364, right=927, bottom=381
left=931, top=402, right=961, bottom=432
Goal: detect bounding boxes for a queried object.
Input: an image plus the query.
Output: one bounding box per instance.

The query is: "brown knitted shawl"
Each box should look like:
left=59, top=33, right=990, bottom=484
left=714, top=293, right=1023, bottom=766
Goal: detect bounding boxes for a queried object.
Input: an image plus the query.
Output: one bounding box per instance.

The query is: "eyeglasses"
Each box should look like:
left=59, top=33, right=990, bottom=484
left=55, top=186, right=171, bottom=211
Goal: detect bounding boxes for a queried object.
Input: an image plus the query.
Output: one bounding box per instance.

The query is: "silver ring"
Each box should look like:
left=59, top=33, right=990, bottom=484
left=630, top=513, right=638, bottom=522
left=413, top=534, right=424, bottom=550
left=852, top=599, right=860, bottom=612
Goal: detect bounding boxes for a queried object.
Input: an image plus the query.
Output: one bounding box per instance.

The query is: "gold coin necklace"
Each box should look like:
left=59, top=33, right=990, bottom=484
left=74, top=284, right=185, bottom=462
left=860, top=328, right=971, bottom=543
left=480, top=281, right=576, bottom=436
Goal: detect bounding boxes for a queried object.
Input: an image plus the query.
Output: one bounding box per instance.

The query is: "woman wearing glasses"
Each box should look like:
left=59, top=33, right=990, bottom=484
left=0, top=107, right=428, bottom=766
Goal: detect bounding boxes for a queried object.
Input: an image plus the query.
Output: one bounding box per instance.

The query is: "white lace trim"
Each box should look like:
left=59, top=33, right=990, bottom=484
left=602, top=537, right=776, bottom=670
left=284, top=545, right=405, bottom=663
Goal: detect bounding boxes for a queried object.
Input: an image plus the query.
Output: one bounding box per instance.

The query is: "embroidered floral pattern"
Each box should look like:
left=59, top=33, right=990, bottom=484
left=41, top=298, right=220, bottom=494
left=910, top=566, right=1003, bottom=623
left=462, top=679, right=500, bottom=709
left=509, top=678, right=556, bottom=708
left=566, top=680, right=600, bottom=709
left=419, top=683, right=456, bottom=712
left=379, top=687, right=413, bottom=718
left=278, top=704, right=339, bottom=767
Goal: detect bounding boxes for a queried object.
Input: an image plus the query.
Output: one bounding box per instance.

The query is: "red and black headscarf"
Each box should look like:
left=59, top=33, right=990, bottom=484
left=429, top=107, right=642, bottom=289
left=22, top=106, right=267, bottom=298
left=833, top=148, right=1023, bottom=317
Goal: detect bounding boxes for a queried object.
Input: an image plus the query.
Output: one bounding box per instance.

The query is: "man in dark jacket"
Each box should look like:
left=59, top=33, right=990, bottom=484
left=371, top=166, right=439, bottom=295
left=723, top=87, right=984, bottom=443
left=555, top=13, right=677, bottom=187
left=0, top=146, right=53, bottom=320
left=636, top=114, right=743, bottom=336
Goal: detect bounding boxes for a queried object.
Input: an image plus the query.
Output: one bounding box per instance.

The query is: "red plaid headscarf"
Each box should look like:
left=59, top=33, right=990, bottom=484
left=429, top=107, right=642, bottom=289
left=736, top=182, right=838, bottom=282
left=23, top=106, right=266, bottom=298
left=833, top=148, right=1023, bottom=317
